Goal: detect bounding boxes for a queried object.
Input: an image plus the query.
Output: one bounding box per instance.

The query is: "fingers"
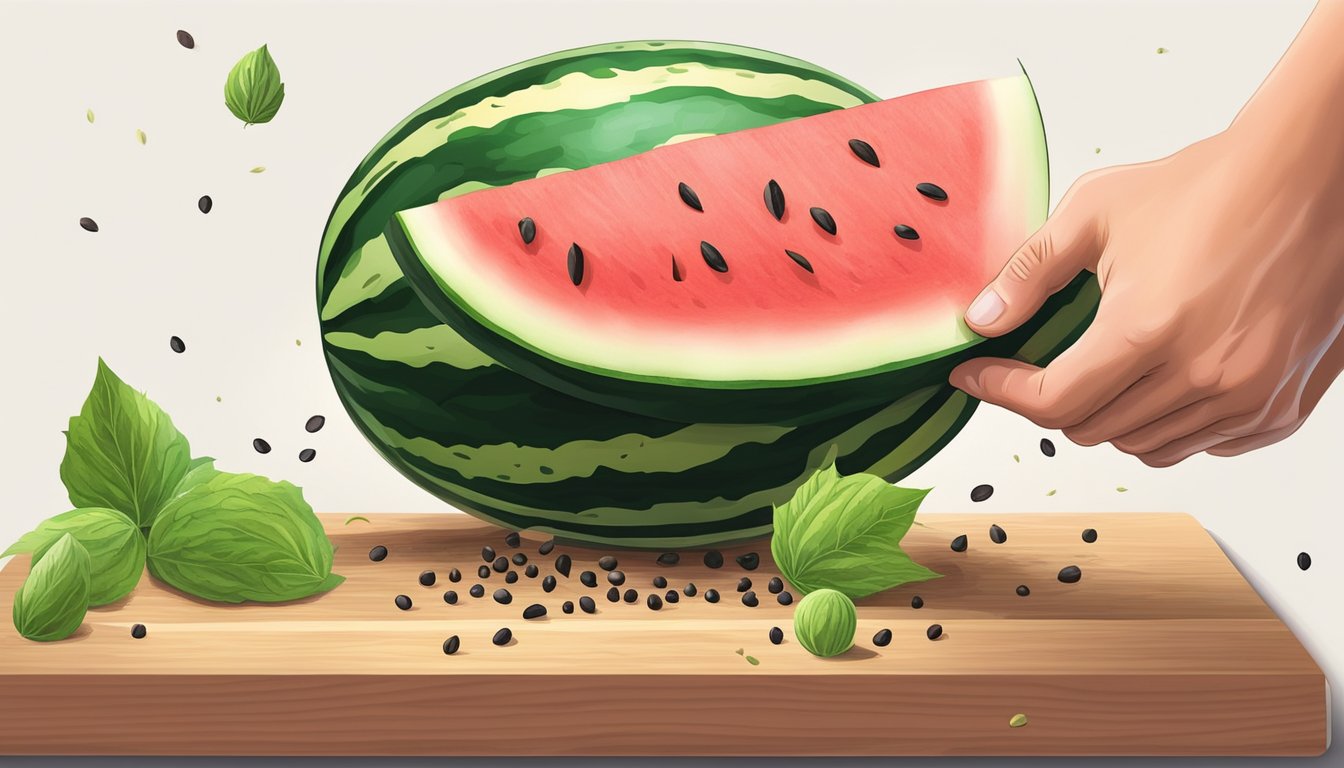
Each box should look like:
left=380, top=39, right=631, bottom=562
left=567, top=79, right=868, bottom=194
left=1135, top=429, right=1232, bottom=467
left=1105, top=396, right=1239, bottom=455
left=1205, top=424, right=1303, bottom=457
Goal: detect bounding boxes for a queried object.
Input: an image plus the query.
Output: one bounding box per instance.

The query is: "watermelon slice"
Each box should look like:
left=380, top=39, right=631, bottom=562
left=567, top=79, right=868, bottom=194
left=388, top=74, right=1050, bottom=424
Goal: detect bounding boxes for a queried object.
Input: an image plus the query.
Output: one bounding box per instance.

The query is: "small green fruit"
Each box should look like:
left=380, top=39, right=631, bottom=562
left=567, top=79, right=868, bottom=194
left=793, top=588, right=856, bottom=657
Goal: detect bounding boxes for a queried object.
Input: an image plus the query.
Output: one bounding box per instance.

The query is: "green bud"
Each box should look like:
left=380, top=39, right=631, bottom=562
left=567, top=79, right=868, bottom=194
left=793, top=588, right=856, bottom=657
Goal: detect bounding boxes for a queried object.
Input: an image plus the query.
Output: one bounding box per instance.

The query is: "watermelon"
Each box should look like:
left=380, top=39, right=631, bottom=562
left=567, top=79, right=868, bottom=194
left=317, top=41, right=1098, bottom=547
left=388, top=74, right=1050, bottom=425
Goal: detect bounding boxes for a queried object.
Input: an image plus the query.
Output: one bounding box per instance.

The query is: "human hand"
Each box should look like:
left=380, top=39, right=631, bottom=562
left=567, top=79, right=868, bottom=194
left=949, top=129, right=1344, bottom=466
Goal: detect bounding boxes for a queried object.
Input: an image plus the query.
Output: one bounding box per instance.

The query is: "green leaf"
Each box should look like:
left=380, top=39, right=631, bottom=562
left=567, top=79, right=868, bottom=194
left=771, top=463, right=939, bottom=599
left=172, top=456, right=220, bottom=499
left=3, top=508, right=144, bottom=605
left=59, top=359, right=192, bottom=528
left=224, top=45, right=285, bottom=126
left=148, top=471, right=343, bottom=603
left=13, top=534, right=90, bottom=642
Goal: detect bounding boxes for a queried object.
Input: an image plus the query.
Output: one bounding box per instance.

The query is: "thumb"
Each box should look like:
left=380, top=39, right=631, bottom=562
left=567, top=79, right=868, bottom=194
left=965, top=193, right=1104, bottom=338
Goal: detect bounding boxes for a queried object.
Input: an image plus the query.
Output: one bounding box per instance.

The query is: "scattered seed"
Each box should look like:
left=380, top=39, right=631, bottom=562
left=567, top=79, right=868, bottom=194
left=951, top=535, right=968, bottom=553
left=1116, top=486, right=1129, bottom=493
left=538, top=539, right=555, bottom=555
left=481, top=546, right=496, bottom=563
left=926, top=624, right=943, bottom=640
left=176, top=29, right=195, bottom=49
left=493, top=556, right=509, bottom=573
left=652, top=575, right=667, bottom=589
left=447, top=568, right=461, bottom=583
left=671, top=257, right=683, bottom=282
left=742, top=591, right=759, bottom=607
left=305, top=415, right=325, bottom=433
left=647, top=594, right=664, bottom=611
left=783, top=249, right=814, bottom=273
left=1095, top=147, right=1102, bottom=154
left=136, top=129, right=147, bottom=145
left=1010, top=713, right=1029, bottom=728
left=777, top=591, right=793, bottom=606
left=198, top=195, right=213, bottom=214
left=736, top=577, right=752, bottom=592
left=504, top=531, right=521, bottom=548
left=79, top=217, right=99, bottom=232
left=131, top=623, right=147, bottom=639
left=767, top=577, right=783, bottom=594
left=368, top=545, right=388, bottom=562
left=677, top=182, right=703, bottom=212
left=579, top=595, right=596, bottom=614
left=665, top=590, right=679, bottom=604
left=504, top=571, right=519, bottom=584
left=395, top=595, right=412, bottom=611
left=492, top=628, right=512, bottom=646
left=1046, top=489, right=1057, bottom=497
left=1298, top=552, right=1312, bottom=571
left=704, top=588, right=720, bottom=603
left=443, top=590, right=458, bottom=604
left=443, top=635, right=460, bottom=655
left=911, top=595, right=924, bottom=609
left=598, top=556, right=618, bottom=571
left=683, top=583, right=697, bottom=597
left=1058, top=565, right=1083, bottom=584
left=344, top=516, right=370, bottom=526
left=522, top=603, right=546, bottom=620
left=418, top=570, right=436, bottom=587
left=555, top=553, right=572, bottom=577
left=606, top=587, right=620, bottom=603
left=657, top=552, right=680, bottom=567
left=700, top=240, right=728, bottom=273
left=767, top=627, right=785, bottom=645
left=86, top=108, right=95, bottom=124
left=249, top=166, right=265, bottom=174
left=971, top=484, right=994, bottom=502
left=525, top=564, right=539, bottom=578
left=252, top=438, right=271, bottom=454
left=580, top=570, right=598, bottom=587
left=915, top=182, right=948, bottom=202
left=989, top=524, right=1007, bottom=544
left=477, top=565, right=490, bottom=579
left=736, top=553, right=760, bottom=571
left=893, top=224, right=920, bottom=240
left=764, top=179, right=786, bottom=221
left=298, top=448, right=316, bottom=463
left=469, top=584, right=484, bottom=598
left=1156, top=47, right=1168, bottom=54
left=848, top=138, right=880, bottom=167
left=1082, top=528, right=1098, bottom=544
left=704, top=551, right=724, bottom=568
left=607, top=570, right=626, bottom=586
left=1016, top=585, right=1030, bottom=597
left=566, top=243, right=584, bottom=286
left=562, top=600, right=574, bottom=614
left=1040, top=438, right=1056, bottom=457
left=518, top=217, right=536, bottom=244
left=745, top=655, right=760, bottom=666
left=623, top=589, right=638, bottom=604
left=493, top=588, right=513, bottom=605
left=873, top=628, right=892, bottom=647
left=168, top=335, right=187, bottom=354
left=1013, top=454, right=1020, bottom=463
left=512, top=552, right=527, bottom=566
left=809, top=206, right=837, bottom=235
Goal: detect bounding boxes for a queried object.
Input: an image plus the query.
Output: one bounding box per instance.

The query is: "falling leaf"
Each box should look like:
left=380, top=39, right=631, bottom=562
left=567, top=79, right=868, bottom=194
left=1116, top=486, right=1129, bottom=493
left=250, top=166, right=266, bottom=174
left=86, top=108, right=95, bottom=124
left=224, top=45, right=285, bottom=126
left=136, top=129, right=147, bottom=145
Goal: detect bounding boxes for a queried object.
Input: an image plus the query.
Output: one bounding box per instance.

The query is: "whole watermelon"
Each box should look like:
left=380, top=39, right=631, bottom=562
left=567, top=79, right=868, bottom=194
left=317, top=41, right=1097, bottom=548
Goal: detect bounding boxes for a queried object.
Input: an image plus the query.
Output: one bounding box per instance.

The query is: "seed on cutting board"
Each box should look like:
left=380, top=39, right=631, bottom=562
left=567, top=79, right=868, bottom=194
left=657, top=552, right=680, bottom=566
left=522, top=603, right=547, bottom=620
left=493, top=588, right=512, bottom=605
left=606, top=587, right=620, bottom=602
left=652, top=575, right=667, bottom=589
left=736, top=552, right=760, bottom=570
left=304, top=414, right=325, bottom=433
left=579, top=596, right=597, bottom=614
left=598, top=555, right=619, bottom=571
left=448, top=568, right=462, bottom=583
left=926, top=624, right=943, bottom=640
left=764, top=179, right=786, bottom=221
left=700, top=240, right=728, bottom=273
left=1082, top=528, right=1099, bottom=544
left=1009, top=713, right=1029, bottom=728
left=538, top=539, right=556, bottom=555
left=541, top=574, right=557, bottom=593
left=623, top=589, right=639, bottom=603
left=442, top=635, right=460, bottom=655
left=989, top=524, right=1007, bottom=544
left=809, top=206, right=837, bottom=235
left=492, top=628, right=512, bottom=646
left=893, top=224, right=920, bottom=240
left=481, top=546, right=496, bottom=562
left=1058, top=565, right=1083, bottom=584
left=677, top=182, right=703, bottom=212
left=1298, top=552, right=1312, bottom=571
left=198, top=195, right=213, bottom=214
left=395, top=595, right=413, bottom=611
left=298, top=448, right=316, bottom=463
left=911, top=595, right=924, bottom=609
left=683, top=582, right=697, bottom=597
left=580, top=570, right=598, bottom=587
left=915, top=182, right=948, bottom=201
left=176, top=29, right=195, bottom=49
left=767, top=577, right=783, bottom=594
left=776, top=591, right=793, bottom=606
left=512, top=552, right=528, bottom=566
left=418, top=570, right=436, bottom=587
left=170, top=336, right=187, bottom=354
left=517, top=217, right=536, bottom=245
left=443, top=590, right=458, bottom=604
left=493, top=556, right=509, bottom=573
left=562, top=600, right=575, bottom=614
left=647, top=594, right=663, bottom=611
left=970, top=484, right=994, bottom=502
left=704, top=589, right=720, bottom=603
left=665, top=590, right=679, bottom=604
left=504, top=531, right=521, bottom=548
left=504, top=571, right=519, bottom=584
left=566, top=243, right=584, bottom=286
left=469, top=584, right=485, bottom=598
left=873, top=628, right=892, bottom=647
left=704, top=550, right=724, bottom=568
left=477, top=565, right=490, bottom=579
left=769, top=626, right=784, bottom=645
left=525, top=564, right=539, bottom=578
left=951, top=535, right=968, bottom=553
left=742, top=591, right=759, bottom=607
left=555, top=553, right=573, bottom=577
left=130, top=624, right=147, bottom=639
left=737, top=577, right=752, bottom=592
left=1016, top=585, right=1030, bottom=597
left=368, top=545, right=388, bottom=562
left=79, top=217, right=99, bottom=232
left=1040, top=437, right=1056, bottom=457
left=607, top=570, right=626, bottom=586
left=848, top=138, right=880, bottom=167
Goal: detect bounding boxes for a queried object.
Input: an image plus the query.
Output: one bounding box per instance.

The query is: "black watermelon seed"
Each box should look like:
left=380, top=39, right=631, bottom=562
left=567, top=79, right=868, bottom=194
left=848, top=138, right=880, bottom=167
left=671, top=257, right=683, bottom=282
left=777, top=591, right=793, bottom=606
left=915, top=182, right=948, bottom=201
left=418, top=570, right=436, bottom=587
left=481, top=546, right=496, bottom=563
left=683, top=583, right=697, bottom=597
left=700, top=240, right=728, bottom=273
left=665, top=589, right=679, bottom=604
left=677, top=182, right=703, bottom=212
left=368, top=545, right=388, bottom=562
left=606, top=586, right=620, bottom=603
left=873, top=628, right=892, bottom=647
left=512, top=552, right=527, bottom=566
left=252, top=438, right=271, bottom=454
left=736, top=552, right=760, bottom=571
left=304, top=415, right=325, bottom=433
left=579, top=596, right=596, bottom=614
left=911, top=595, right=924, bottom=609
left=394, top=595, right=412, bottom=611
left=767, top=577, right=783, bottom=594
left=518, top=217, right=536, bottom=244
left=79, top=217, right=99, bottom=232
left=492, top=628, right=512, bottom=646
left=505, top=531, right=522, bottom=548
left=769, top=626, right=784, bottom=645
left=298, top=448, right=316, bottom=463
left=469, top=584, right=484, bottom=598
left=493, top=588, right=512, bottom=605
left=562, top=600, right=574, bottom=614
left=1058, top=565, right=1083, bottom=584
left=176, top=29, right=195, bottom=49
left=809, top=207, right=837, bottom=235
left=893, top=224, right=920, bottom=240
left=647, top=594, right=663, bottom=610
left=504, top=571, right=519, bottom=584
left=1082, top=528, right=1099, bottom=544
left=704, top=589, right=720, bottom=603
left=704, top=551, right=724, bottom=568
left=784, top=249, right=814, bottom=273
left=950, top=535, right=968, bottom=553
left=736, top=577, right=752, bottom=592
left=1040, top=438, right=1057, bottom=457
left=989, top=524, right=1007, bottom=544
left=971, top=484, right=994, bottom=502
left=477, top=565, right=490, bottom=579
left=764, top=179, right=786, bottom=221
left=926, top=624, right=943, bottom=640
left=657, top=552, right=680, bottom=566
left=198, top=195, right=213, bottom=214
left=443, top=635, right=460, bottom=655
left=607, top=570, right=626, bottom=586
left=525, top=564, right=539, bottom=578
left=598, top=556, right=619, bottom=571
left=741, top=591, right=759, bottom=607
left=538, top=539, right=556, bottom=555
left=1016, top=585, right=1030, bottom=597
left=493, top=556, right=509, bottom=573
left=443, top=590, right=458, bottom=604
left=623, top=588, right=638, bottom=604
left=131, top=623, right=147, bottom=639
left=170, top=336, right=187, bottom=354
left=580, top=571, right=598, bottom=588
left=1298, top=552, right=1312, bottom=571
left=448, top=568, right=461, bottom=583
left=555, top=553, right=572, bottom=577
left=567, top=243, right=584, bottom=286
left=542, top=574, right=557, bottom=593
left=652, top=576, right=667, bottom=589
left=522, top=603, right=547, bottom=620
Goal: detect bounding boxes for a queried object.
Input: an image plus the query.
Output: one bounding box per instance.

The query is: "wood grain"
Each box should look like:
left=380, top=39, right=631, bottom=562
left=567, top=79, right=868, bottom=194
left=0, top=512, right=1326, bottom=756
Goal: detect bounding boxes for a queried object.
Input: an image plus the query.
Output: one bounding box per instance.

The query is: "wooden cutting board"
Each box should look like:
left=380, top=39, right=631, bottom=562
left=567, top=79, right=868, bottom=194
left=0, top=512, right=1326, bottom=757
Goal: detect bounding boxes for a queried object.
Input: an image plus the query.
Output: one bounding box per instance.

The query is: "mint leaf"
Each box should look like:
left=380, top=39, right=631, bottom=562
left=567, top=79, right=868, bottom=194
left=3, top=508, right=144, bottom=606
left=172, top=456, right=220, bottom=499
left=224, top=45, right=285, bottom=126
left=772, top=463, right=939, bottom=599
left=59, top=359, right=192, bottom=528
left=13, top=534, right=90, bottom=642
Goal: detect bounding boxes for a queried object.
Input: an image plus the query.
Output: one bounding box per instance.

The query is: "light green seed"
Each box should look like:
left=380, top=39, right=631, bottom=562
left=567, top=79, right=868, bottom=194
left=136, top=129, right=147, bottom=145
left=1046, top=489, right=1057, bottom=497
left=745, top=655, right=760, bottom=666
left=250, top=166, right=266, bottom=173
left=1009, top=713, right=1029, bottom=728
left=1156, top=47, right=1168, bottom=54
left=86, top=108, right=95, bottom=124
left=1116, top=486, right=1128, bottom=493
left=1012, top=454, right=1020, bottom=463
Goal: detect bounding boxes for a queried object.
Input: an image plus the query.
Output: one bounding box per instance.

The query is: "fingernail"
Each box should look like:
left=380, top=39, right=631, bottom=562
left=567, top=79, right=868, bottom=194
left=966, top=289, right=1006, bottom=327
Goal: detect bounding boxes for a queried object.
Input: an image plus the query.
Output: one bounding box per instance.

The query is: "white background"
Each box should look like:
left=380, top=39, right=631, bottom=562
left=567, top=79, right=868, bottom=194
left=0, top=0, right=1336, bottom=765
